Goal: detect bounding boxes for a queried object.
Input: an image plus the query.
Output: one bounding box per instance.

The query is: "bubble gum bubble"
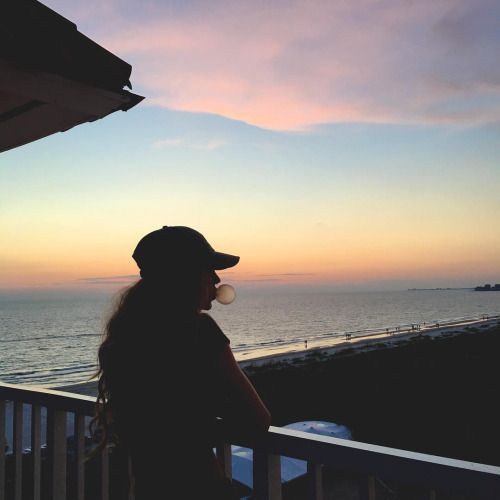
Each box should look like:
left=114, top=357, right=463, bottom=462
left=215, top=284, right=236, bottom=305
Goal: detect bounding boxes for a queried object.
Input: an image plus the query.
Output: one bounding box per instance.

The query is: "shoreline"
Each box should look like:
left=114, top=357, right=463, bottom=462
left=4, top=312, right=499, bottom=466
left=237, top=315, right=499, bottom=367
left=55, top=315, right=500, bottom=397
left=250, top=321, right=500, bottom=466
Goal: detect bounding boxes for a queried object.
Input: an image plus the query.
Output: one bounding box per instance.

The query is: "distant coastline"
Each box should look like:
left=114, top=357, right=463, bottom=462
left=474, top=284, right=500, bottom=292
left=408, top=284, right=500, bottom=292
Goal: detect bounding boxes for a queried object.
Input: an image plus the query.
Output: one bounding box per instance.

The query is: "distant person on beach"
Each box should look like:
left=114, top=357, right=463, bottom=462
left=91, top=226, right=271, bottom=499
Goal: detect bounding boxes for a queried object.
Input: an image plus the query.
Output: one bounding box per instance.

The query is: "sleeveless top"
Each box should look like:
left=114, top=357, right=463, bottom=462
left=111, top=313, right=234, bottom=499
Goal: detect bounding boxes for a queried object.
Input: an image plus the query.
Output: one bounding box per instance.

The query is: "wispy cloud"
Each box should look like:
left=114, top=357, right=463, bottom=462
left=225, top=272, right=317, bottom=283
left=232, top=278, right=284, bottom=283
left=257, top=273, right=316, bottom=277
left=78, top=275, right=139, bottom=285
left=152, top=138, right=183, bottom=148
left=59, top=0, right=500, bottom=130
left=152, top=137, right=226, bottom=150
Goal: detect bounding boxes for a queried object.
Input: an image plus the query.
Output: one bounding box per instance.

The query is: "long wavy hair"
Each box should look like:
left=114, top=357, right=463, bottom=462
left=89, top=269, right=204, bottom=455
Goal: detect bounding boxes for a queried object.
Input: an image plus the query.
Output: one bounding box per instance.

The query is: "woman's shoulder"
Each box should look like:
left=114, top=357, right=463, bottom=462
left=197, top=313, right=230, bottom=347
left=198, top=312, right=219, bottom=327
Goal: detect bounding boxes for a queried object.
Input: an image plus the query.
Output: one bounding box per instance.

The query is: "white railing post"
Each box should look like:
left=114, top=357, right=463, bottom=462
left=74, top=413, right=86, bottom=500
left=253, top=448, right=282, bottom=500
left=31, top=405, right=42, bottom=500
left=0, top=400, right=5, bottom=500
left=48, top=409, right=67, bottom=500
left=13, top=401, right=23, bottom=500
left=307, top=461, right=323, bottom=500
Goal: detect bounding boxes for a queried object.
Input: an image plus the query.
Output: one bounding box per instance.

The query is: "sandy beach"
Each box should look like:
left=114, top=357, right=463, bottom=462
left=248, top=318, right=500, bottom=467
left=56, top=315, right=500, bottom=397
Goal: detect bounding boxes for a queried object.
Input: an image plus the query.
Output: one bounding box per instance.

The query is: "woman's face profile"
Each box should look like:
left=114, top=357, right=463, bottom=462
left=199, top=270, right=220, bottom=311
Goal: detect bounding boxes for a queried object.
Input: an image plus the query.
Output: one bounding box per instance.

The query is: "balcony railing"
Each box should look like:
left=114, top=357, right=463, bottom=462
left=2, top=381, right=500, bottom=500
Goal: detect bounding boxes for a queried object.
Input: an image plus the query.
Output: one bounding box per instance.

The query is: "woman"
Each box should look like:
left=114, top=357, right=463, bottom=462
left=92, top=226, right=271, bottom=499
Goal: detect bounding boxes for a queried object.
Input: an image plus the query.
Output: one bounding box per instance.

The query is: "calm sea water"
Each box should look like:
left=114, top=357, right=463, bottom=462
left=0, top=288, right=499, bottom=387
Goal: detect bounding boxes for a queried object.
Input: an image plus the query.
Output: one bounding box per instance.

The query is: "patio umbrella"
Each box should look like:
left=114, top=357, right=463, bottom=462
left=231, top=420, right=352, bottom=488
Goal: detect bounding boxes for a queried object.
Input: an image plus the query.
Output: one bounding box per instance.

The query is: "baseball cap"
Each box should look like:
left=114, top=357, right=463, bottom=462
left=132, top=226, right=240, bottom=273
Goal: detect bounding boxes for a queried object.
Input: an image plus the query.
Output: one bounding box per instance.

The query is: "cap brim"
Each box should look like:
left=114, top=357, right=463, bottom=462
left=212, top=252, right=240, bottom=270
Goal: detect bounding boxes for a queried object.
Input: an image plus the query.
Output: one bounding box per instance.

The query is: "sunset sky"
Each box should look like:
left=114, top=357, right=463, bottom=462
left=1, top=0, right=499, bottom=291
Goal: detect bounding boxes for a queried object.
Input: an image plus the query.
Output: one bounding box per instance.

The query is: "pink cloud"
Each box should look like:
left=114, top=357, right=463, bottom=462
left=45, top=0, right=500, bottom=130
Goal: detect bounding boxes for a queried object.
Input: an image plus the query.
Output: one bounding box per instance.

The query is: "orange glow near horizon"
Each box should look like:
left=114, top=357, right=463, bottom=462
left=2, top=216, right=499, bottom=289
left=2, top=176, right=500, bottom=289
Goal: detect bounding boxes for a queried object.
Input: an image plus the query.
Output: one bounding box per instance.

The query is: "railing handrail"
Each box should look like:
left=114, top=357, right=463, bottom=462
left=0, top=381, right=95, bottom=415
left=267, top=426, right=500, bottom=474
left=2, top=381, right=500, bottom=497
left=251, top=426, right=500, bottom=496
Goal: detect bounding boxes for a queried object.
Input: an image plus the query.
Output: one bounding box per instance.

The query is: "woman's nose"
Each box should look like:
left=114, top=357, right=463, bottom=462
left=213, top=272, right=221, bottom=284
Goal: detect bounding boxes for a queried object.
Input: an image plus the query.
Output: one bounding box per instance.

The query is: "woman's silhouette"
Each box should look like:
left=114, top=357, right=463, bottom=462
left=92, top=226, right=271, bottom=499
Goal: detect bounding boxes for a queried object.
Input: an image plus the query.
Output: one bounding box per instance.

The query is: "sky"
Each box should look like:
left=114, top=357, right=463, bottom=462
left=1, top=0, right=500, bottom=291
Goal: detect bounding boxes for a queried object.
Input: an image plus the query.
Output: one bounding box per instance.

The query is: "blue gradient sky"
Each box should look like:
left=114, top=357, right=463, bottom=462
left=1, top=0, right=499, bottom=290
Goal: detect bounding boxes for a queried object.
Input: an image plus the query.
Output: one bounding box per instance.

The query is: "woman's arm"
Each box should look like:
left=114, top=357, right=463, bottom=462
left=216, top=345, right=271, bottom=434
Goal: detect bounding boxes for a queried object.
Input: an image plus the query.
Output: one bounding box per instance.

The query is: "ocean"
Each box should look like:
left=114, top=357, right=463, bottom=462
left=0, top=288, right=499, bottom=387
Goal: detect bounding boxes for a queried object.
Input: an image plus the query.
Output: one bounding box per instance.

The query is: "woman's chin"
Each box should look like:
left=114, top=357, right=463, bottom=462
left=201, top=301, right=212, bottom=311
